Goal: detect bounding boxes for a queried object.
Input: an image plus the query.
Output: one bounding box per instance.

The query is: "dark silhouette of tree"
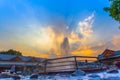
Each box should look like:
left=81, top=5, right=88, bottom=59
left=0, top=49, right=22, bottom=56
left=104, top=0, right=120, bottom=23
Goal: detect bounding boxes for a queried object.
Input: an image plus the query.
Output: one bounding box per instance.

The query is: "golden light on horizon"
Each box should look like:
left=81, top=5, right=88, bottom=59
left=72, top=49, right=94, bottom=56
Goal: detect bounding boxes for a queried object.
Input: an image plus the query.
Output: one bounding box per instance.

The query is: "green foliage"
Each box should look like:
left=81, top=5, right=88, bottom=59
left=0, top=49, right=22, bottom=56
left=104, top=0, right=120, bottom=22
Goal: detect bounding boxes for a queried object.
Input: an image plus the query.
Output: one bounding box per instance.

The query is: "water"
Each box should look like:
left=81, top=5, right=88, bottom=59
left=1, top=70, right=120, bottom=80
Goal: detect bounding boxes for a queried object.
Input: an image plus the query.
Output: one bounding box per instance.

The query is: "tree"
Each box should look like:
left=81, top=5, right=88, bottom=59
left=104, top=0, right=120, bottom=23
left=0, top=49, right=22, bottom=56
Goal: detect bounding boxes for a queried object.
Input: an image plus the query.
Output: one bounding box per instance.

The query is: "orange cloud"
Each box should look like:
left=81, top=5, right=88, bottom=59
left=72, top=48, right=93, bottom=56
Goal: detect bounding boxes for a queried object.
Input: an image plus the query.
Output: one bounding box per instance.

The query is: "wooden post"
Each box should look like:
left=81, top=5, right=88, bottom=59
left=44, top=60, right=47, bottom=73
left=74, top=56, right=78, bottom=70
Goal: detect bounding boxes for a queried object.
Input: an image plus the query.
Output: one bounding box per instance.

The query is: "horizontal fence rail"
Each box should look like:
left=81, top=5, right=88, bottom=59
left=41, top=56, right=98, bottom=73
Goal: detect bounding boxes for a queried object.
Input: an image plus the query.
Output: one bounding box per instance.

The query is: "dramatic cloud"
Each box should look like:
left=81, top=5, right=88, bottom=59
left=68, top=12, right=97, bottom=56
left=77, top=12, right=94, bottom=43
left=22, top=12, right=97, bottom=58
left=69, top=12, right=94, bottom=43
left=48, top=13, right=97, bottom=57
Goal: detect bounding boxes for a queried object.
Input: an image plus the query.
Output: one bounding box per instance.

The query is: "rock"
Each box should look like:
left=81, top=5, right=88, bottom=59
left=72, top=70, right=86, bottom=76
left=30, top=74, right=39, bottom=79
left=107, top=69, right=119, bottom=73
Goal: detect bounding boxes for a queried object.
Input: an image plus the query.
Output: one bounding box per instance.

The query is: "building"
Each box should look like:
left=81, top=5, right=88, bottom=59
left=0, top=54, right=45, bottom=73
left=98, top=49, right=120, bottom=66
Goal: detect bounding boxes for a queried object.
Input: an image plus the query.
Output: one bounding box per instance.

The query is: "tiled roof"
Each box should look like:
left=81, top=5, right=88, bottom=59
left=19, top=56, right=31, bottom=61
left=0, top=54, right=44, bottom=62
left=0, top=54, right=16, bottom=60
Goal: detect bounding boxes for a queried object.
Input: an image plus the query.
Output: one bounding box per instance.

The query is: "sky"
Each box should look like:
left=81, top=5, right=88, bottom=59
left=0, top=0, right=120, bottom=58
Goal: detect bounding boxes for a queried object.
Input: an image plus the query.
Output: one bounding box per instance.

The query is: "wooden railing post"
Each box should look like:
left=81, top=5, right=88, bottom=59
left=74, top=56, right=78, bottom=70
left=44, top=59, right=47, bottom=73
